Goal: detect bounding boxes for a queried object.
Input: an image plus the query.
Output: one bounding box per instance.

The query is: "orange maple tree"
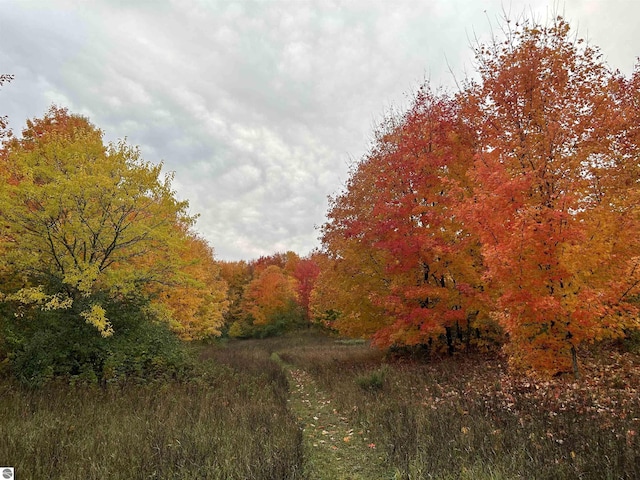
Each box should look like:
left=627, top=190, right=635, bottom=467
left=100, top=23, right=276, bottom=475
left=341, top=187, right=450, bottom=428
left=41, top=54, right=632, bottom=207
left=462, top=18, right=640, bottom=374
left=236, top=264, right=301, bottom=335
left=316, top=17, right=640, bottom=375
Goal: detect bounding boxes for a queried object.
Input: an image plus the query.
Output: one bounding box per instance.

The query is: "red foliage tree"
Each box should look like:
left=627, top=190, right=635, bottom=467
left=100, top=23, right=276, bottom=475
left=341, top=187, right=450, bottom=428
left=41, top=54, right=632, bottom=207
left=319, top=88, right=492, bottom=352
left=292, top=255, right=321, bottom=322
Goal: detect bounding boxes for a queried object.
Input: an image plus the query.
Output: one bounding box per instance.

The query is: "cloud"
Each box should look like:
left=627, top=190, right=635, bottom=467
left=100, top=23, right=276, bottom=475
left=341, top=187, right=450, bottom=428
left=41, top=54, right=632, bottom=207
left=1, top=0, right=638, bottom=260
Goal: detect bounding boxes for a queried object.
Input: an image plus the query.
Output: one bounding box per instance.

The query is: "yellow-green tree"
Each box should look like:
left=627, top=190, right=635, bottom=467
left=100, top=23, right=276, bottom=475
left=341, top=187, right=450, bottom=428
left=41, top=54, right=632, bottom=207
left=0, top=106, right=207, bottom=336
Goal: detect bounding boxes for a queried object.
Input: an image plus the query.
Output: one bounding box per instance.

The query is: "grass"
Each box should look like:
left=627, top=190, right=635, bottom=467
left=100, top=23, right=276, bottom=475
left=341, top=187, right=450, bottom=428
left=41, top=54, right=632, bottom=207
left=275, top=334, right=640, bottom=479
left=1, top=331, right=640, bottom=479
left=0, top=343, right=303, bottom=480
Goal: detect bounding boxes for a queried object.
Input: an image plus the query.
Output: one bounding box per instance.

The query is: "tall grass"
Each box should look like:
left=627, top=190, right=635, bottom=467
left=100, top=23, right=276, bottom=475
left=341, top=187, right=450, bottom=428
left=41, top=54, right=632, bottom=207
left=2, top=331, right=639, bottom=479
left=0, top=343, right=303, bottom=480
left=277, top=338, right=640, bottom=479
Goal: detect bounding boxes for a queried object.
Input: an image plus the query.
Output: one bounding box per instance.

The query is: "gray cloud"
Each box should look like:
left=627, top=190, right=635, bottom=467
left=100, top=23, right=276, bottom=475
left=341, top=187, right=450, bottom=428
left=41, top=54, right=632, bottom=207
left=1, top=0, right=638, bottom=260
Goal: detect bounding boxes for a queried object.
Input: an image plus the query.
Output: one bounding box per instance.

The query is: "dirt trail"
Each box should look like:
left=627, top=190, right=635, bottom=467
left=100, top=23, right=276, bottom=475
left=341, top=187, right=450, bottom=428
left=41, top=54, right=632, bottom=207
left=286, top=366, right=394, bottom=480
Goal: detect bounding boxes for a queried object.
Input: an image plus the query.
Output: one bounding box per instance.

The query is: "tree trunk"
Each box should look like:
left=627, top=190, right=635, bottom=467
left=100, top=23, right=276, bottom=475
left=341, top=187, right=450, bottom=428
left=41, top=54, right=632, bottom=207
left=445, top=326, right=454, bottom=356
left=571, top=344, right=580, bottom=379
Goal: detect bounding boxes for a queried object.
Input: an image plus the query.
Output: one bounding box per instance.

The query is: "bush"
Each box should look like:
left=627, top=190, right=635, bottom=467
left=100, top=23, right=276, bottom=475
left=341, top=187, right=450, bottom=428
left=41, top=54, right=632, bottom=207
left=228, top=302, right=305, bottom=340
left=2, top=297, right=191, bottom=387
left=356, top=365, right=389, bottom=391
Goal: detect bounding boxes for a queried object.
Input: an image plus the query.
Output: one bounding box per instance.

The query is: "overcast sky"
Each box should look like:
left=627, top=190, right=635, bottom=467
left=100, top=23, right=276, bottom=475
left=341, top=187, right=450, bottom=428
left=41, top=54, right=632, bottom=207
left=1, top=0, right=638, bottom=260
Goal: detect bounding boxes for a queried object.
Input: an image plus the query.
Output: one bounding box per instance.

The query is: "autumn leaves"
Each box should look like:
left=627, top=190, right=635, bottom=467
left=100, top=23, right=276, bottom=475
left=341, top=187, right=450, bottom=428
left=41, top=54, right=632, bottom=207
left=1, top=17, right=638, bottom=379
left=313, top=18, right=640, bottom=374
left=0, top=106, right=227, bottom=342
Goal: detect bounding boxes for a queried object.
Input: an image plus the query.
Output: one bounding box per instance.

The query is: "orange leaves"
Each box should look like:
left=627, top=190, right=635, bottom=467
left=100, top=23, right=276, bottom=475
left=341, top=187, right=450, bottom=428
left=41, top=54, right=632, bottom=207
left=466, top=18, right=640, bottom=374
left=241, top=265, right=299, bottom=327
left=153, top=232, right=228, bottom=340
left=317, top=16, right=640, bottom=375
left=318, top=87, right=488, bottom=351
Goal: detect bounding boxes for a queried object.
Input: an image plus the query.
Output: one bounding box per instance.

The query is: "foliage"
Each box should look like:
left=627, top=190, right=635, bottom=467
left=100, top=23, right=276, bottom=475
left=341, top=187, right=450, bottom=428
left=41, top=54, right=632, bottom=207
left=310, top=237, right=392, bottom=339
left=231, top=264, right=304, bottom=338
left=0, top=106, right=227, bottom=383
left=221, top=252, right=318, bottom=338
left=315, top=17, right=640, bottom=374
left=292, top=255, right=321, bottom=321
left=152, top=230, right=228, bottom=340
left=241, top=265, right=298, bottom=326
left=461, top=18, right=640, bottom=373
left=1, top=296, right=191, bottom=387
left=319, top=88, right=494, bottom=353
left=218, top=259, right=252, bottom=329
left=0, top=107, right=191, bottom=333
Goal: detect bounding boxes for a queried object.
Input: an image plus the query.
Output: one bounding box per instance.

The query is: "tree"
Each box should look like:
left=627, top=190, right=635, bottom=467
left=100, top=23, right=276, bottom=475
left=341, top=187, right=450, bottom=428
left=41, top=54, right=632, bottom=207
left=317, top=17, right=639, bottom=374
left=152, top=230, right=228, bottom=340
left=218, top=259, right=253, bottom=328
left=316, top=154, right=396, bottom=339
left=318, top=88, right=492, bottom=352
left=250, top=251, right=300, bottom=277
left=0, top=106, right=198, bottom=336
left=236, top=264, right=301, bottom=337
left=0, top=106, right=229, bottom=384
left=292, top=254, right=321, bottom=322
left=462, top=18, right=640, bottom=374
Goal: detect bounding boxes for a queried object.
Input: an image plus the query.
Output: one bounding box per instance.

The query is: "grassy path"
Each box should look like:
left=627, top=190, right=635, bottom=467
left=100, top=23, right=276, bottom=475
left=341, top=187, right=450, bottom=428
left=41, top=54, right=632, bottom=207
left=285, top=365, right=394, bottom=480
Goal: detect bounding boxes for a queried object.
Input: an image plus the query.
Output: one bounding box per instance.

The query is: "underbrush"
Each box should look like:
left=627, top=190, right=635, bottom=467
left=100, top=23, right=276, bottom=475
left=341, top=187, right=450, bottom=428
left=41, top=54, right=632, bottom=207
left=3, top=331, right=640, bottom=479
left=278, top=338, right=640, bottom=479
left=0, top=342, right=303, bottom=480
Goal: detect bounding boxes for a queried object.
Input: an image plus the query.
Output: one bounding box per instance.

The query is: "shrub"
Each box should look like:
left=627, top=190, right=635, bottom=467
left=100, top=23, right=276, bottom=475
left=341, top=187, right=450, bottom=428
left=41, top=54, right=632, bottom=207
left=2, top=297, right=191, bottom=387
left=356, top=365, right=389, bottom=391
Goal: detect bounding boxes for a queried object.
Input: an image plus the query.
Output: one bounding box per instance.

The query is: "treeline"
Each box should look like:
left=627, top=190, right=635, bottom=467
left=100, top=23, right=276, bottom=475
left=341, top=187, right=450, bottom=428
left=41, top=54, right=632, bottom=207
left=309, top=18, right=640, bottom=375
left=1, top=17, right=639, bottom=383
left=218, top=251, right=320, bottom=338
left=0, top=91, right=324, bottom=385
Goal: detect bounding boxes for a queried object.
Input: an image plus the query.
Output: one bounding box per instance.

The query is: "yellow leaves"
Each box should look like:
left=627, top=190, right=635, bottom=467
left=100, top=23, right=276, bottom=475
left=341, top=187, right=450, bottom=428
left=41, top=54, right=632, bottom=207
left=42, top=293, right=73, bottom=311
left=63, top=264, right=100, bottom=297
left=80, top=304, right=113, bottom=337
left=0, top=106, right=228, bottom=341
left=150, top=231, right=227, bottom=340
left=2, top=286, right=112, bottom=337
left=3, top=286, right=48, bottom=305
left=2, top=287, right=73, bottom=312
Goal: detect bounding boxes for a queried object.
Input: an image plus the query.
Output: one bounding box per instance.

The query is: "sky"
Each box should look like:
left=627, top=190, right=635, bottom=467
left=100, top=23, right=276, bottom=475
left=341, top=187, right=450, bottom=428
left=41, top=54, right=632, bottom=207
left=1, top=0, right=638, bottom=261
